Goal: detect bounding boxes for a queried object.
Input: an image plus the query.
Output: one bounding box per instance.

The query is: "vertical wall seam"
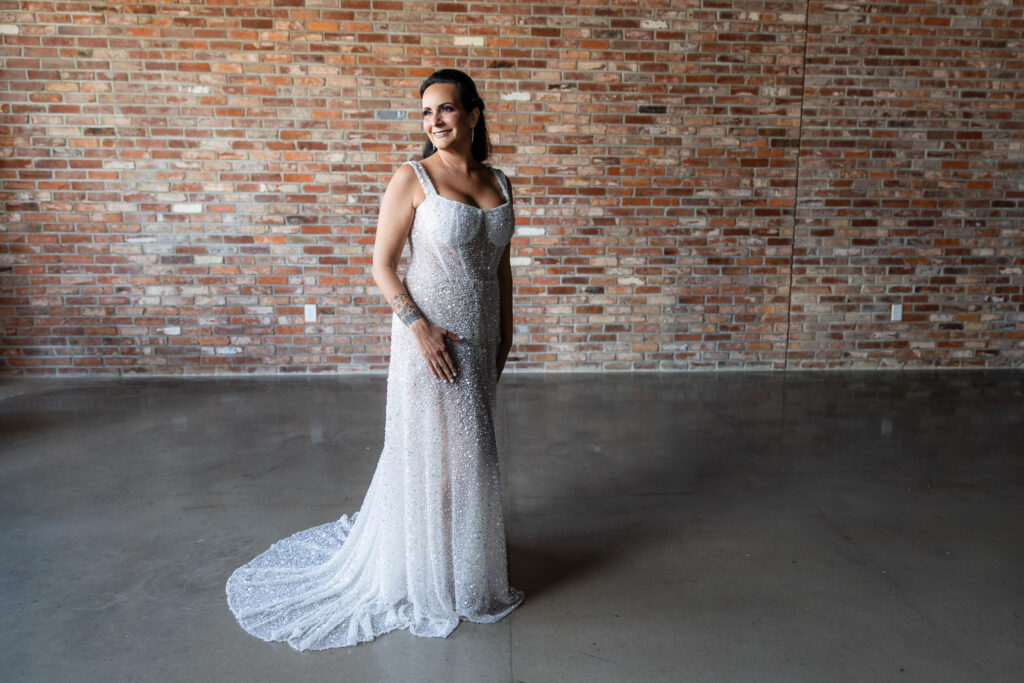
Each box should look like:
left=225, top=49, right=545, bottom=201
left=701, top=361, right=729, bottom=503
left=783, top=1, right=813, bottom=371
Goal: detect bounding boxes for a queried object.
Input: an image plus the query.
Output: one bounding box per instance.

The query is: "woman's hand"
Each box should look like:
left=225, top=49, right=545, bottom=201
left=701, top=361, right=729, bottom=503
left=409, top=319, right=463, bottom=382
left=496, top=342, right=511, bottom=384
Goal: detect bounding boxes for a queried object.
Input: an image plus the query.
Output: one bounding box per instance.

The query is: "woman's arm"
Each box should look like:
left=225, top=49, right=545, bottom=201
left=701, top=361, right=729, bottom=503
left=496, top=175, right=515, bottom=383
left=496, top=242, right=513, bottom=383
left=371, top=164, right=461, bottom=382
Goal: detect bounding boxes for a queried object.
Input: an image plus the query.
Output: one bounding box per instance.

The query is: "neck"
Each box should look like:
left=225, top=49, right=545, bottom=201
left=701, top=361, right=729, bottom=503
left=433, top=146, right=475, bottom=173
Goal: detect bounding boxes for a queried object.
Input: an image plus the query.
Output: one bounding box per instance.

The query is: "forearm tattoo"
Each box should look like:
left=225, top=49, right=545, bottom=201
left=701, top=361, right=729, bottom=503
left=390, top=292, right=424, bottom=326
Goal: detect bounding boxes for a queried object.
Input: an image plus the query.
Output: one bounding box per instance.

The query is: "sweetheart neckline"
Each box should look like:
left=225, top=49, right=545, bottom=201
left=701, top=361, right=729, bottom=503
left=430, top=193, right=510, bottom=213
left=410, top=159, right=510, bottom=213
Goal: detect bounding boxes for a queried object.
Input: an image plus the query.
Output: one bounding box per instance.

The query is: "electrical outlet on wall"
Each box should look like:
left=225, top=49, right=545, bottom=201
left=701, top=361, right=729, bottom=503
left=891, top=303, right=902, bottom=321
left=304, top=304, right=317, bottom=323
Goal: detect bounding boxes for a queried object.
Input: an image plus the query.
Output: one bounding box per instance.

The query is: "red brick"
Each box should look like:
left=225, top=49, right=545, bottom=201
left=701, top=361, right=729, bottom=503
left=0, top=0, right=1020, bottom=376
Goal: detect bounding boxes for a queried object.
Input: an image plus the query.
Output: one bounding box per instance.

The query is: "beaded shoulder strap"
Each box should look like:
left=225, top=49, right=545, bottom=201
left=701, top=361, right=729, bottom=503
left=404, top=159, right=436, bottom=195
left=490, top=167, right=510, bottom=202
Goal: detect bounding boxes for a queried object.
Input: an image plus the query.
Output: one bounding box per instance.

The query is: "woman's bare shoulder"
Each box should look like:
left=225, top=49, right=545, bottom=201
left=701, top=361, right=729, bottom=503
left=390, top=159, right=418, bottom=183
left=383, top=161, right=420, bottom=195
left=382, top=160, right=427, bottom=210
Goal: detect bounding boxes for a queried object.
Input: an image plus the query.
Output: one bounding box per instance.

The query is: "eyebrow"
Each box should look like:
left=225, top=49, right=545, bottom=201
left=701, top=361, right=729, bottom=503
left=423, top=101, right=455, bottom=109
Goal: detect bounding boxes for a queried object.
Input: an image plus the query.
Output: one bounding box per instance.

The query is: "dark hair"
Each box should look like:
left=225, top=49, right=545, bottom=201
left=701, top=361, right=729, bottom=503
left=419, top=69, right=490, bottom=162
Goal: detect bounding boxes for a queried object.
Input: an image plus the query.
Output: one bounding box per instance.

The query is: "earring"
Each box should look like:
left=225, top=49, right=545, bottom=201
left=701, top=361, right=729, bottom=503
left=471, top=128, right=475, bottom=143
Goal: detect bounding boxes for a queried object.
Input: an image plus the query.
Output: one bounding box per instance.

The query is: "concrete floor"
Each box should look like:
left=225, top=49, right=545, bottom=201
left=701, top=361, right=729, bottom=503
left=1, top=371, right=1022, bottom=683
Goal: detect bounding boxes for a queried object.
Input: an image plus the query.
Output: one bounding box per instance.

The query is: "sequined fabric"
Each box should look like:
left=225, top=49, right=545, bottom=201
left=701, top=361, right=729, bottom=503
left=224, top=159, right=523, bottom=651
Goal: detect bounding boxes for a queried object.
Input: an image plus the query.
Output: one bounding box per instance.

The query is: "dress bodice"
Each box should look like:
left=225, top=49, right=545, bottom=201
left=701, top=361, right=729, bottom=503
left=403, top=159, right=514, bottom=284
left=401, top=159, right=514, bottom=345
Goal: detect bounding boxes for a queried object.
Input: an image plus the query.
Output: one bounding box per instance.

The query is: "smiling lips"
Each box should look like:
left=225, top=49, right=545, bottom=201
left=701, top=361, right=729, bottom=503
left=432, top=129, right=452, bottom=138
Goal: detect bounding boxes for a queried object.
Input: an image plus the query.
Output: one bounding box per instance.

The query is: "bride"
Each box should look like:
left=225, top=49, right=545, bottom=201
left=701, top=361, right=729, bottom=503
left=224, top=69, right=524, bottom=650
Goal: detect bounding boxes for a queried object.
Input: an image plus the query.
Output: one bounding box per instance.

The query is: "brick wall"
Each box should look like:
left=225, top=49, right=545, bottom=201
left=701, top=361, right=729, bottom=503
left=791, top=0, right=1024, bottom=367
left=1, top=0, right=1021, bottom=375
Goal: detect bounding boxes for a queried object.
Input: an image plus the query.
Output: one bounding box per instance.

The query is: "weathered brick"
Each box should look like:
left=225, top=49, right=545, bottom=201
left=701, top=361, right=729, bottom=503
left=0, top=1, right=1020, bottom=376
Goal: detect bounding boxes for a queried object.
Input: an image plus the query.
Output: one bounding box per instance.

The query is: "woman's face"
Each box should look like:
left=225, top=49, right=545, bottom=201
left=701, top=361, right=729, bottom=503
left=422, top=82, right=478, bottom=153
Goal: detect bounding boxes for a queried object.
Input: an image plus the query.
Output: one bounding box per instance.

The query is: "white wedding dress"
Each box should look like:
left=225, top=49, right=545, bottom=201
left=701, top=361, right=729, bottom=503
left=225, top=159, right=524, bottom=650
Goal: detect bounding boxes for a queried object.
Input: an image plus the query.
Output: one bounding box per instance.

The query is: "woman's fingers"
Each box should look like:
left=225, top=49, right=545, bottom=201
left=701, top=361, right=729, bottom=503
left=433, top=348, right=455, bottom=381
left=429, top=358, right=448, bottom=381
left=416, top=324, right=459, bottom=381
left=434, top=328, right=462, bottom=381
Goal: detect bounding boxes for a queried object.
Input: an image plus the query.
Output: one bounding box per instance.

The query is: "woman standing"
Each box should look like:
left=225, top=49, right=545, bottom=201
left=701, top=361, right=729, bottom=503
left=225, top=69, right=523, bottom=650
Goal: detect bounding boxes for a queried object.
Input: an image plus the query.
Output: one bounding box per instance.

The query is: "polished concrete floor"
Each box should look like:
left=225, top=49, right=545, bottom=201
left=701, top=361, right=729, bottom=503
left=1, top=371, right=1022, bottom=682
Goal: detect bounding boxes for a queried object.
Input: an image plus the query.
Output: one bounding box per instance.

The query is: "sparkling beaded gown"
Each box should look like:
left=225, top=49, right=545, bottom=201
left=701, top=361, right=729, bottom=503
left=225, top=159, right=524, bottom=650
